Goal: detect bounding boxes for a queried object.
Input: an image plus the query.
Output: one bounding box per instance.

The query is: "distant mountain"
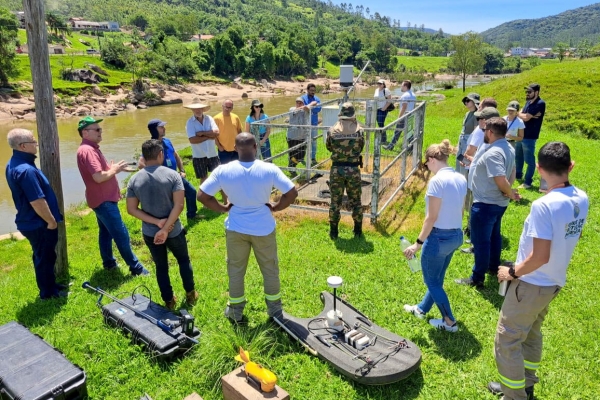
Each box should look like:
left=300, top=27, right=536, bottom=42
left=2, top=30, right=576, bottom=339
left=481, top=3, right=600, bottom=48
left=398, top=26, right=440, bottom=35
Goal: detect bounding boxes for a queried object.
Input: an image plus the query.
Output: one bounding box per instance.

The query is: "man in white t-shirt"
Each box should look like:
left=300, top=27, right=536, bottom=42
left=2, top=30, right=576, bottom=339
left=487, top=142, right=588, bottom=400
left=384, top=80, right=416, bottom=151
left=198, top=132, right=298, bottom=324
left=185, top=103, right=220, bottom=185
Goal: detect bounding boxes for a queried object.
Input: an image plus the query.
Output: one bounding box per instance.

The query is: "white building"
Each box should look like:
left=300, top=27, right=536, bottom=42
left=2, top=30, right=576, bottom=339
left=510, top=47, right=535, bottom=57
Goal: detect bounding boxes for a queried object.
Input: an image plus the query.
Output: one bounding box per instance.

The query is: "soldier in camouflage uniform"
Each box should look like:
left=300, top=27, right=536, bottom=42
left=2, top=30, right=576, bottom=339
left=326, top=102, right=365, bottom=239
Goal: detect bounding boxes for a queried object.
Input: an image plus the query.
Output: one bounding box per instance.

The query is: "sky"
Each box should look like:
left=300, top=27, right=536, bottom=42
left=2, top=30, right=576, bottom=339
left=327, top=0, right=600, bottom=34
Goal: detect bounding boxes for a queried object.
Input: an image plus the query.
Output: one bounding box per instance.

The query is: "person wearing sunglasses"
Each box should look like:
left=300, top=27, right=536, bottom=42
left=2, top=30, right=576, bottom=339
left=517, top=83, right=546, bottom=191
left=76, top=116, right=149, bottom=277
left=6, top=129, right=67, bottom=299
left=245, top=100, right=271, bottom=161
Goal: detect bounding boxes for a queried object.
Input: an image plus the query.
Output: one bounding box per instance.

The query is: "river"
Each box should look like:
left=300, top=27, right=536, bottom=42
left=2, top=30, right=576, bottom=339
left=0, top=80, right=486, bottom=235
left=0, top=91, right=342, bottom=235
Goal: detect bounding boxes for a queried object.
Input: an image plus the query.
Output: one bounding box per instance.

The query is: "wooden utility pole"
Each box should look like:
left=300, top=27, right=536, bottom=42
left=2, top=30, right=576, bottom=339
left=22, top=0, right=68, bottom=275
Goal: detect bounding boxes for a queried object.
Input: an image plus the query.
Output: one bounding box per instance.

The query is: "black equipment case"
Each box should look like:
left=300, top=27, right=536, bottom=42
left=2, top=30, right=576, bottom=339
left=0, top=321, right=87, bottom=400
left=101, top=294, right=200, bottom=360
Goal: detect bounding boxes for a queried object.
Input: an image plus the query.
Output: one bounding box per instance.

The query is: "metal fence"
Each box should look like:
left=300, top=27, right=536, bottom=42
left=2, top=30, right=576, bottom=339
left=251, top=97, right=426, bottom=223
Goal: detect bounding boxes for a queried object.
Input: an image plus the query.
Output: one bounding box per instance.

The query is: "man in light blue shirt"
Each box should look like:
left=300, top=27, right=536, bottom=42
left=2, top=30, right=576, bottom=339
left=301, top=83, right=322, bottom=165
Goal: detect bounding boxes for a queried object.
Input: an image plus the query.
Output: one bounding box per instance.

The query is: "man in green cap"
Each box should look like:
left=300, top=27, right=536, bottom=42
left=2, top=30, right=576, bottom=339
left=326, top=102, right=365, bottom=239
left=76, top=116, right=149, bottom=276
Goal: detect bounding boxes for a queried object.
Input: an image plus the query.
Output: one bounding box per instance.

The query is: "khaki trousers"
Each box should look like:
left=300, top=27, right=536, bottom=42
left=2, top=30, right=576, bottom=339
left=225, top=229, right=281, bottom=314
left=495, top=279, right=561, bottom=400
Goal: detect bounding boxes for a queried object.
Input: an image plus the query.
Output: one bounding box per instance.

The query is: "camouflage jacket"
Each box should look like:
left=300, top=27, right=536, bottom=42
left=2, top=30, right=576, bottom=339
left=326, top=120, right=365, bottom=164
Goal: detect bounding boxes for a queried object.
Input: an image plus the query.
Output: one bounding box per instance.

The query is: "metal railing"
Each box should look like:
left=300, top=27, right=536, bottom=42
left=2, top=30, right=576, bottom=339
left=251, top=97, right=426, bottom=223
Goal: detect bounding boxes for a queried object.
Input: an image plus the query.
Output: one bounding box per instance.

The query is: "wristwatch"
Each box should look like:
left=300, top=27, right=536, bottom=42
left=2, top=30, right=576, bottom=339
left=416, top=238, right=424, bottom=245
left=508, top=266, right=519, bottom=279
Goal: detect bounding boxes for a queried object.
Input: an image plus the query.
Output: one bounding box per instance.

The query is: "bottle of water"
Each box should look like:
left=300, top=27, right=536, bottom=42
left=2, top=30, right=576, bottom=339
left=400, top=236, right=421, bottom=272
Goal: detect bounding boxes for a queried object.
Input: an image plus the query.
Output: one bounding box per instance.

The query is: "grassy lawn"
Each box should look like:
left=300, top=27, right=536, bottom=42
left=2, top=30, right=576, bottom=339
left=14, top=54, right=132, bottom=91
left=1, top=65, right=599, bottom=399
left=396, top=56, right=449, bottom=73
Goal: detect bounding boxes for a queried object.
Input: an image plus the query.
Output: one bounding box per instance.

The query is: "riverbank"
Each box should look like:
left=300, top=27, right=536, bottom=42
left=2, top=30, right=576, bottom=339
left=0, top=77, right=372, bottom=122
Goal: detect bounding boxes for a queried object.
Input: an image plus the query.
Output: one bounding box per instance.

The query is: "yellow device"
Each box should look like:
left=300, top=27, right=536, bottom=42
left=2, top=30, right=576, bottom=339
left=235, top=347, right=277, bottom=392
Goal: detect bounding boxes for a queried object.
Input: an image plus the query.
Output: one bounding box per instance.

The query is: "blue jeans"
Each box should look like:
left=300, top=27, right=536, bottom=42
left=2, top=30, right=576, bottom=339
left=143, top=231, right=195, bottom=303
left=21, top=226, right=59, bottom=299
left=310, top=127, right=318, bottom=161
left=218, top=150, right=239, bottom=164
left=377, top=109, right=389, bottom=142
left=470, top=202, right=507, bottom=283
left=259, top=133, right=272, bottom=160
left=93, top=201, right=144, bottom=273
left=181, top=177, right=198, bottom=218
left=417, top=228, right=462, bottom=322
left=515, top=139, right=537, bottom=185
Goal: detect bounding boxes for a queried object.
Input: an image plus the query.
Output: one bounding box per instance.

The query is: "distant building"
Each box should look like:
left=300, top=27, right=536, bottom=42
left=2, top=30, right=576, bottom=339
left=190, top=34, right=215, bottom=41
left=510, top=47, right=535, bottom=57
left=69, top=18, right=119, bottom=32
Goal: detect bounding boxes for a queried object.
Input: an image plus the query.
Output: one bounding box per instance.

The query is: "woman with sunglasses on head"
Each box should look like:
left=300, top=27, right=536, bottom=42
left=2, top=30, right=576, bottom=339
left=403, top=140, right=467, bottom=333
left=245, top=99, right=271, bottom=161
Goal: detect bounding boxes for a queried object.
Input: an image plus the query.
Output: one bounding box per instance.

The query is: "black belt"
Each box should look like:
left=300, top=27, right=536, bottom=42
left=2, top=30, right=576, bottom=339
left=332, top=161, right=360, bottom=167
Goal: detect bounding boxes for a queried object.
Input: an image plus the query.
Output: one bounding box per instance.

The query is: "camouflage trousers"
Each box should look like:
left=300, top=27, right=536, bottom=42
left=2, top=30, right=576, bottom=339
left=329, top=166, right=362, bottom=224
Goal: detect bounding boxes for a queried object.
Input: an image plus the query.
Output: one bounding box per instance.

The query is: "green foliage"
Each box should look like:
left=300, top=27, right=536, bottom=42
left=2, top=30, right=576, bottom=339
left=0, top=8, right=19, bottom=86
left=449, top=32, right=485, bottom=92
left=129, top=13, right=149, bottom=31
left=394, top=56, right=449, bottom=74
left=481, top=3, right=600, bottom=48
left=100, top=36, right=132, bottom=68
left=481, top=44, right=504, bottom=74
left=553, top=42, right=568, bottom=62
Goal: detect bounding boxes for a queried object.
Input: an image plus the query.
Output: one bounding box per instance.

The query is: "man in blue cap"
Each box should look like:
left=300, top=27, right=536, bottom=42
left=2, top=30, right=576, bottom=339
left=139, top=119, right=199, bottom=219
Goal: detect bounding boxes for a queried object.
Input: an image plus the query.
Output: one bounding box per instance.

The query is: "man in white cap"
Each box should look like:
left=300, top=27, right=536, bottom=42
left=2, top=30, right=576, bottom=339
left=185, top=103, right=220, bottom=186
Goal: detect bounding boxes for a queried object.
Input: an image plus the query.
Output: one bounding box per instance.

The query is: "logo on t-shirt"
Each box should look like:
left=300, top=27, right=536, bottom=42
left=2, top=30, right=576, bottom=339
left=565, top=203, right=584, bottom=238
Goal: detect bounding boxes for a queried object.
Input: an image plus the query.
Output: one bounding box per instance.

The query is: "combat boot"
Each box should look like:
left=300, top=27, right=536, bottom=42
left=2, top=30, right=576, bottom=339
left=329, top=222, right=339, bottom=240
left=353, top=221, right=363, bottom=238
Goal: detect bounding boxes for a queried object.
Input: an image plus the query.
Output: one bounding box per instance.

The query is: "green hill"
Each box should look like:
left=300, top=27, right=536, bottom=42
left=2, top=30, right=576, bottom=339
left=481, top=3, right=600, bottom=48
left=431, top=57, right=600, bottom=139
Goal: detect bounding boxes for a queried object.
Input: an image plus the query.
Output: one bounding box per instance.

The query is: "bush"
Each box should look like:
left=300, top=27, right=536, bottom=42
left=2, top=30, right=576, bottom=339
left=294, top=75, right=305, bottom=82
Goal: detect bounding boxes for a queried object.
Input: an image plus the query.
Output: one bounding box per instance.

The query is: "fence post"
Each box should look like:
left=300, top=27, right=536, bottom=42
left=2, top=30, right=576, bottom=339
left=412, top=105, right=423, bottom=168
left=370, top=116, right=382, bottom=224
left=364, top=100, right=374, bottom=172
left=304, top=111, right=312, bottom=180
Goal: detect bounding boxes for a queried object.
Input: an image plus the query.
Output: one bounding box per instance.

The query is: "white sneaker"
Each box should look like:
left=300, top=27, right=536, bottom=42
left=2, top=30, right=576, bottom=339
left=429, top=318, right=458, bottom=333
left=403, top=304, right=426, bottom=319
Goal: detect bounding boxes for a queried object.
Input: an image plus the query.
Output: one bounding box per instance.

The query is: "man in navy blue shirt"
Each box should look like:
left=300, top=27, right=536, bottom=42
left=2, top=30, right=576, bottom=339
left=517, top=83, right=546, bottom=190
left=5, top=129, right=66, bottom=299
left=301, top=83, right=322, bottom=165
left=139, top=119, right=199, bottom=219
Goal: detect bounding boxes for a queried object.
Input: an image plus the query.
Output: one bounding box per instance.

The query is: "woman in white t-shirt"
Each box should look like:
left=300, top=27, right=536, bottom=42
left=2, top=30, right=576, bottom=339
left=374, top=79, right=392, bottom=143
left=504, top=100, right=525, bottom=149
left=402, top=140, right=467, bottom=333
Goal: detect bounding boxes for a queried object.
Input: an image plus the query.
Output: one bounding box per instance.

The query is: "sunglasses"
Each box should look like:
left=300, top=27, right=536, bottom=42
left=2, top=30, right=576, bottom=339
left=476, top=117, right=486, bottom=121
left=253, top=105, right=263, bottom=108
left=85, top=127, right=102, bottom=132
left=525, top=90, right=533, bottom=94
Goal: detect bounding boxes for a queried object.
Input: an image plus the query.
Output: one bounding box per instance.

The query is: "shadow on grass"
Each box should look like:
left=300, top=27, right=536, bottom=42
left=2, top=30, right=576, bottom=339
left=334, top=236, right=374, bottom=254
left=85, top=266, right=133, bottom=292
left=16, top=296, right=67, bottom=328
left=352, top=367, right=424, bottom=399
left=425, top=323, right=481, bottom=362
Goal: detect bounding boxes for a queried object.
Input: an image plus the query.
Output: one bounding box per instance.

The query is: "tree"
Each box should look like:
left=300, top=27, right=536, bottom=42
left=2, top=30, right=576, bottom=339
left=0, top=8, right=19, bottom=86
left=553, top=42, right=568, bottom=62
left=481, top=44, right=504, bottom=74
left=129, top=14, right=149, bottom=31
left=449, top=32, right=485, bottom=92
left=577, top=39, right=591, bottom=59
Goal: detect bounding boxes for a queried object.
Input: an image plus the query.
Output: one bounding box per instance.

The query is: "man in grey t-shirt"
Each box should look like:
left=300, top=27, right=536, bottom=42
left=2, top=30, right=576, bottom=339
left=126, top=139, right=197, bottom=310
left=456, top=114, right=516, bottom=288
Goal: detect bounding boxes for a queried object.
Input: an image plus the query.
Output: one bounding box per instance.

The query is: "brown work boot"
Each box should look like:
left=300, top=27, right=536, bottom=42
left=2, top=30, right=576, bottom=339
left=165, top=296, right=177, bottom=310
left=186, top=290, right=199, bottom=305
